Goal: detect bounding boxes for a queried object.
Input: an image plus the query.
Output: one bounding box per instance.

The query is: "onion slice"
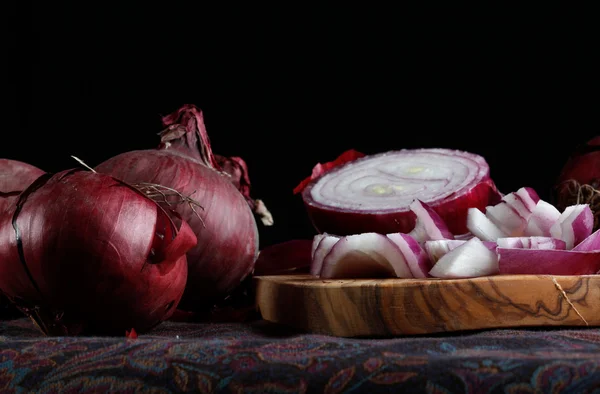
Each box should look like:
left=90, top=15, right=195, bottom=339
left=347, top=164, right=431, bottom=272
left=572, top=229, right=600, bottom=252
left=319, top=233, right=413, bottom=279
left=300, top=148, right=502, bottom=236
left=310, top=233, right=340, bottom=276
left=524, top=199, right=562, bottom=237
left=549, top=204, right=594, bottom=249
left=496, top=236, right=567, bottom=250
left=386, top=233, right=432, bottom=278
left=429, top=237, right=499, bottom=278
left=498, top=248, right=600, bottom=275
left=466, top=207, right=508, bottom=241
left=424, top=239, right=496, bottom=263
left=407, top=199, right=454, bottom=243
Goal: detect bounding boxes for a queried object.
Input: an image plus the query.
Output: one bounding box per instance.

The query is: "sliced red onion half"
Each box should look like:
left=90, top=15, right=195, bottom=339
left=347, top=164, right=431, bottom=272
left=319, top=233, right=413, bottom=279
left=301, top=148, right=502, bottom=236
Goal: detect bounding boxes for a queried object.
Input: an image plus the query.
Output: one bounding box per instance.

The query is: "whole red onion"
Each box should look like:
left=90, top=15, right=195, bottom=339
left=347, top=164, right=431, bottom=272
left=0, top=170, right=196, bottom=336
left=95, top=105, right=260, bottom=312
left=0, top=159, right=45, bottom=318
left=554, top=136, right=600, bottom=231
left=0, top=159, right=45, bottom=214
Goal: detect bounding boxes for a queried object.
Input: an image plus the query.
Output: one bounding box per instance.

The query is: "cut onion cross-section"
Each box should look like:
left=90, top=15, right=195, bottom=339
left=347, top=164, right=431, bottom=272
left=301, top=148, right=502, bottom=236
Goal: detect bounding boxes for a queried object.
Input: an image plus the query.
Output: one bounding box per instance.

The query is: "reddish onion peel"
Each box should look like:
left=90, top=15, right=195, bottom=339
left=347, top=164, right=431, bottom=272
left=0, top=170, right=196, bottom=336
left=95, top=105, right=260, bottom=312
left=300, top=148, right=502, bottom=236
left=293, top=149, right=366, bottom=195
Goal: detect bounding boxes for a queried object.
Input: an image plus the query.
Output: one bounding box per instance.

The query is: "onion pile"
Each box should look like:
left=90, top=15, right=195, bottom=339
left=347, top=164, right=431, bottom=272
left=554, top=136, right=600, bottom=232
left=307, top=186, right=600, bottom=279
left=0, top=169, right=197, bottom=335
left=95, top=104, right=263, bottom=312
left=298, top=148, right=503, bottom=237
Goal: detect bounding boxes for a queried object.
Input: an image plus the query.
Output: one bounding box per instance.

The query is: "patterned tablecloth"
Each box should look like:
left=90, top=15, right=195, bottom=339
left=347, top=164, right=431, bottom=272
left=0, top=317, right=599, bottom=393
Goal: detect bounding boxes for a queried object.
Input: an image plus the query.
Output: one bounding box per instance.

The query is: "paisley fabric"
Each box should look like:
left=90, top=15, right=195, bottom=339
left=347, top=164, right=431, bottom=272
left=1, top=317, right=599, bottom=393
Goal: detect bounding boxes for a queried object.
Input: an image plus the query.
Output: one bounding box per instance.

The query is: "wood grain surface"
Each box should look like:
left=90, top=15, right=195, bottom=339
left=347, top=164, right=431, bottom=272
left=254, top=274, right=600, bottom=337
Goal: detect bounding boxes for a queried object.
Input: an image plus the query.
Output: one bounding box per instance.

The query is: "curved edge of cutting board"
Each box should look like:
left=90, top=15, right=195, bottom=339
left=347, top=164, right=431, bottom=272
left=254, top=274, right=600, bottom=337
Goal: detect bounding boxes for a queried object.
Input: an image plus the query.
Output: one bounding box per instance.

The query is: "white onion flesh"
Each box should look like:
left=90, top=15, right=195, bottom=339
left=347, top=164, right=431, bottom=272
left=319, top=233, right=412, bottom=279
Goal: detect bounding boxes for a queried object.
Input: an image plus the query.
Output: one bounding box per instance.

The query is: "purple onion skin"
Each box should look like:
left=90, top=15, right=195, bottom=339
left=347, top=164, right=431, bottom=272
left=96, top=150, right=259, bottom=312
left=0, top=170, right=192, bottom=336
left=303, top=177, right=501, bottom=236
left=0, top=159, right=45, bottom=214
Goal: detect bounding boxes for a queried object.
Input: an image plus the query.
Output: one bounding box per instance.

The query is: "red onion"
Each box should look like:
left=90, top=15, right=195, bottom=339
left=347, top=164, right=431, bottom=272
left=0, top=170, right=196, bottom=335
left=0, top=159, right=45, bottom=214
left=253, top=239, right=312, bottom=276
left=0, top=159, right=45, bottom=318
left=554, top=136, right=600, bottom=231
left=300, top=148, right=502, bottom=237
left=95, top=105, right=260, bottom=311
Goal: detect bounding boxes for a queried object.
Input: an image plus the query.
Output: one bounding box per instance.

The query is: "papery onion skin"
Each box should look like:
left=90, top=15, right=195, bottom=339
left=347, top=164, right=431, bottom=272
left=301, top=149, right=502, bottom=236
left=95, top=105, right=260, bottom=312
left=0, top=170, right=195, bottom=336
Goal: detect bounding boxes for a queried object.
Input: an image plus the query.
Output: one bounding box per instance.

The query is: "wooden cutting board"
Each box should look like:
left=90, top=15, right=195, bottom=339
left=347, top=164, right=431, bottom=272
left=254, top=274, right=600, bottom=337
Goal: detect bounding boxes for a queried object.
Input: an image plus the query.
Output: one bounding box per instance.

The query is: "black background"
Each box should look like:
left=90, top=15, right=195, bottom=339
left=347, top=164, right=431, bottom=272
left=5, top=4, right=598, bottom=248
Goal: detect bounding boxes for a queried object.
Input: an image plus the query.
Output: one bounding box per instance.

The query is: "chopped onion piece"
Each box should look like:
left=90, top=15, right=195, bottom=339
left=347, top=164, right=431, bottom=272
left=498, top=248, right=600, bottom=275
left=429, top=238, right=499, bottom=278
left=485, top=201, right=527, bottom=236
left=523, top=200, right=562, bottom=237
left=424, top=239, right=496, bottom=263
left=407, top=199, right=454, bottom=243
left=496, top=236, right=567, bottom=250
left=572, top=229, right=600, bottom=252
left=467, top=207, right=508, bottom=241
left=549, top=204, right=594, bottom=249
left=386, top=233, right=432, bottom=278
left=301, top=148, right=502, bottom=236
left=310, top=234, right=340, bottom=276
left=320, top=233, right=413, bottom=279
left=311, top=233, right=328, bottom=259
left=502, top=187, right=540, bottom=218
